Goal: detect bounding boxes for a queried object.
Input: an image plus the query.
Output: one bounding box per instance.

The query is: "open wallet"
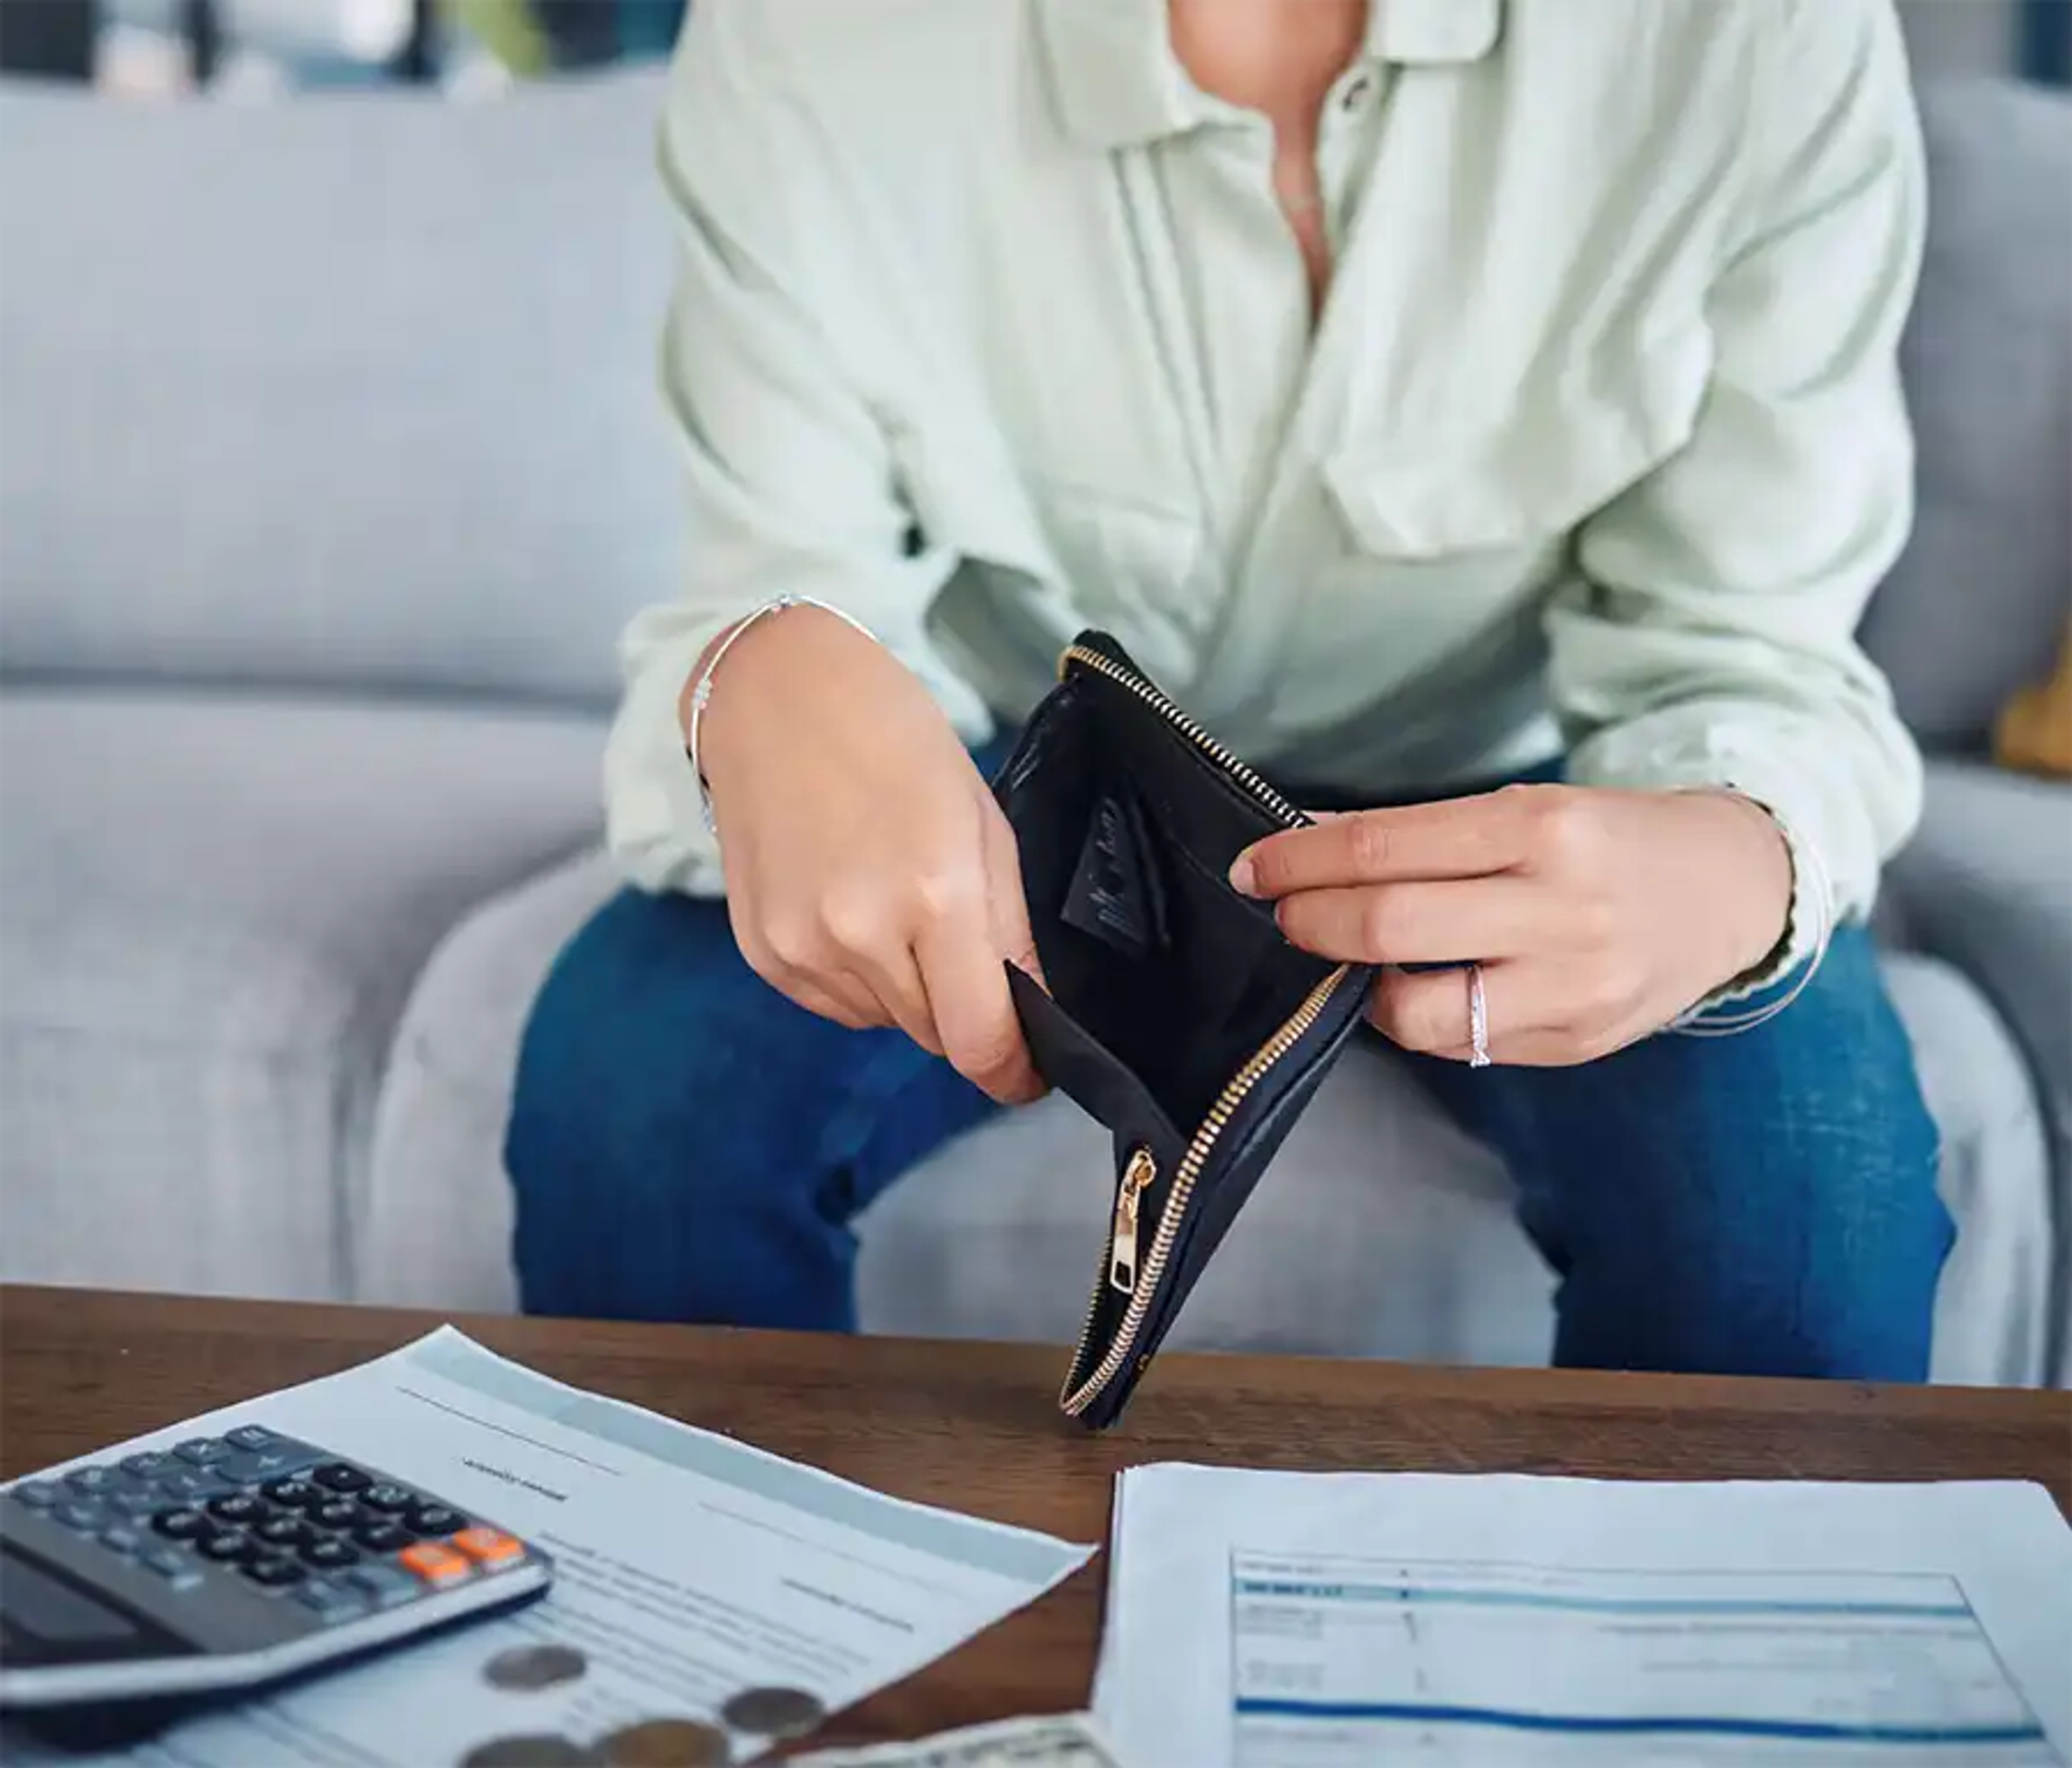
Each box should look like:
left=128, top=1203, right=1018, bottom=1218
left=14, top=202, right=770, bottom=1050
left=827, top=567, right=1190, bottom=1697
left=991, top=632, right=1378, bottom=1429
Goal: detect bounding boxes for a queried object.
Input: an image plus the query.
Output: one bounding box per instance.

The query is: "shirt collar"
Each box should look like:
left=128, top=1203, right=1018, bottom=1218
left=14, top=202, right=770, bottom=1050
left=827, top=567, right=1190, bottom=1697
left=1035, top=0, right=1503, bottom=150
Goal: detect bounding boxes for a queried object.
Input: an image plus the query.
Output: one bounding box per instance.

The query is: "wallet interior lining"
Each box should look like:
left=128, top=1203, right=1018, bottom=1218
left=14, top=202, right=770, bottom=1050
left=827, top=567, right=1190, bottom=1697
left=1012, top=704, right=1338, bottom=1130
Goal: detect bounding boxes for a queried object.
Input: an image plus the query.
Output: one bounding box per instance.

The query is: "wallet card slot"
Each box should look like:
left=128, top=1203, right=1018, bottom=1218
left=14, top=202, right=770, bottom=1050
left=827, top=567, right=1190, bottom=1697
left=1035, top=821, right=1307, bottom=1130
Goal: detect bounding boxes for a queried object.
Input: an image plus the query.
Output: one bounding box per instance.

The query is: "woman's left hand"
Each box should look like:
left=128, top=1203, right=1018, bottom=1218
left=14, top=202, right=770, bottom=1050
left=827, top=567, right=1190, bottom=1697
left=1230, top=784, right=1793, bottom=1066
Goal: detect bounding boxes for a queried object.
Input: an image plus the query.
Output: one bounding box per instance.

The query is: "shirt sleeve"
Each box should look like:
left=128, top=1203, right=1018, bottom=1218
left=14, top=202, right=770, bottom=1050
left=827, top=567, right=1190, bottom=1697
left=604, top=0, right=995, bottom=897
left=1548, top=0, right=1926, bottom=999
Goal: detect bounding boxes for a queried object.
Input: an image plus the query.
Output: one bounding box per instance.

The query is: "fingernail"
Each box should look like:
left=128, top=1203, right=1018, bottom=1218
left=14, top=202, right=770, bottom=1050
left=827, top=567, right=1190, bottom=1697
left=1229, top=852, right=1257, bottom=895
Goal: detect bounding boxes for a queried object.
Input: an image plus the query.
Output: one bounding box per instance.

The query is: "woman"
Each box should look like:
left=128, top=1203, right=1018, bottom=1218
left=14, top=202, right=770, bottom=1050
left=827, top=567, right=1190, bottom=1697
left=507, top=0, right=1952, bottom=1380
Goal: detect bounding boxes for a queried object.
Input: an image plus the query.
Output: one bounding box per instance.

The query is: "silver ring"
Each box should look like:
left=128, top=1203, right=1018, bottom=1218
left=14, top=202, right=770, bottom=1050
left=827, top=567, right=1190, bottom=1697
left=1468, top=963, right=1491, bottom=1068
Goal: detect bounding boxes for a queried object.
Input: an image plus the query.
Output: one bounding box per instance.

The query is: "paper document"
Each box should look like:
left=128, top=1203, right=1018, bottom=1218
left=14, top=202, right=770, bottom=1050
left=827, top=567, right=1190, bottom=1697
left=1096, top=1464, right=2072, bottom=1767
left=7, top=1328, right=1090, bottom=1767
left=792, top=1712, right=1122, bottom=1766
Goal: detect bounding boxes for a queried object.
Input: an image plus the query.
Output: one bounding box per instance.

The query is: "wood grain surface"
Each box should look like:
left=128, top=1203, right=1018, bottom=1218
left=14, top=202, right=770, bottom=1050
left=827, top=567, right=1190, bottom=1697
left=5, top=1286, right=2067, bottom=1747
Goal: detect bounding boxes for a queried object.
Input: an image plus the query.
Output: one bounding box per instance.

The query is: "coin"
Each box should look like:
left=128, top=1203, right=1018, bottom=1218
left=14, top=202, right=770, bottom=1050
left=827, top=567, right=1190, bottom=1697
left=484, top=1644, right=589, bottom=1692
left=720, top=1685, right=827, bottom=1739
left=597, top=1717, right=731, bottom=1766
left=460, top=1735, right=596, bottom=1767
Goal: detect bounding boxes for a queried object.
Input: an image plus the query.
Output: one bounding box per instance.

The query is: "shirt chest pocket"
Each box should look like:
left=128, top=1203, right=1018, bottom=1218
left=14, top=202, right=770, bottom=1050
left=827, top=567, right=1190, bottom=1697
left=1321, top=343, right=1707, bottom=572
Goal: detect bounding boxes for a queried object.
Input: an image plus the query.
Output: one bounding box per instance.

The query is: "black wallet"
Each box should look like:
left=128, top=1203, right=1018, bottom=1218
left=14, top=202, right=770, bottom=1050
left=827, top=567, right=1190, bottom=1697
left=991, top=632, right=1376, bottom=1429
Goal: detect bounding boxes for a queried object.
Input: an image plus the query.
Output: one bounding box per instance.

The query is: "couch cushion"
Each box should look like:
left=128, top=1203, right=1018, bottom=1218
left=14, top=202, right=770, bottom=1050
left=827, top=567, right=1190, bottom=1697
left=360, top=847, right=2051, bottom=1385
left=0, top=71, right=676, bottom=704
left=1859, top=80, right=2072, bottom=746
left=0, top=689, right=606, bottom=1301
left=1889, top=761, right=2072, bottom=1384
left=362, top=848, right=628, bottom=1312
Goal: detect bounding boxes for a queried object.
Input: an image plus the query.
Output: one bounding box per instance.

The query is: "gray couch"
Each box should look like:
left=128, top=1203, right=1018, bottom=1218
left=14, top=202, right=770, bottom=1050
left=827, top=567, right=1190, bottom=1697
left=3, top=71, right=2067, bottom=1388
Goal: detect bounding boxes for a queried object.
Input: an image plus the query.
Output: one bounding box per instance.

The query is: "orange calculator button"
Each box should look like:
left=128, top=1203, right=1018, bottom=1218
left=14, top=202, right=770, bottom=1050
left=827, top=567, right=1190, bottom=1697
left=398, top=1542, right=472, bottom=1587
left=451, top=1527, right=525, bottom=1568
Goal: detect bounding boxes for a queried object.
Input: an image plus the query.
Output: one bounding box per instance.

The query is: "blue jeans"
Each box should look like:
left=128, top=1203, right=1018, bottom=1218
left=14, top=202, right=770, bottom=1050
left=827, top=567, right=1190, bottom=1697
left=506, top=884, right=1953, bottom=1381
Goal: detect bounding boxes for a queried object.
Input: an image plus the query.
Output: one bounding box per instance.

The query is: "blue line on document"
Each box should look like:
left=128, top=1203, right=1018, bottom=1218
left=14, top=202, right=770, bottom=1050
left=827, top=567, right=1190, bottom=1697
left=1233, top=1700, right=2050, bottom=1746
left=1233, top=1581, right=1971, bottom=1620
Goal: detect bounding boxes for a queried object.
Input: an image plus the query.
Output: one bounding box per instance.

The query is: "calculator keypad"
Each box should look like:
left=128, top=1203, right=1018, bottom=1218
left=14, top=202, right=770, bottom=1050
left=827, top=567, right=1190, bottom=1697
left=6, top=1428, right=533, bottom=1631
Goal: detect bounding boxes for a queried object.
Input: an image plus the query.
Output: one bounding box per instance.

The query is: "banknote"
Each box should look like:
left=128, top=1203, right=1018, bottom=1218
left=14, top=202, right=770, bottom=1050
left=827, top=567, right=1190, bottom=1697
left=787, top=1712, right=1124, bottom=1768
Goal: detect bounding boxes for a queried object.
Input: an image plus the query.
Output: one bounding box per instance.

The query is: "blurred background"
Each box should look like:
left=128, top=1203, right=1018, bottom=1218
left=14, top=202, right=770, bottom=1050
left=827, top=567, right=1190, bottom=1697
left=1, top=0, right=2062, bottom=96
left=0, top=0, right=688, bottom=94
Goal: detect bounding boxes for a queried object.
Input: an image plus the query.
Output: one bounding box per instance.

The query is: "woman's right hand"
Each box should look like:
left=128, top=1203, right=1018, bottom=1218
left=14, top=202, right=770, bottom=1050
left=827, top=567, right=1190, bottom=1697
left=686, top=605, right=1046, bottom=1104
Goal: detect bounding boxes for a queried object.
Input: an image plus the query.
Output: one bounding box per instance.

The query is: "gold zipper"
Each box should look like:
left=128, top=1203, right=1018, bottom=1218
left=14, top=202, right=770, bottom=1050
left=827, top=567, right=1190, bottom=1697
left=1107, top=1147, right=1157, bottom=1294
left=1062, top=962, right=1351, bottom=1415
left=1062, top=644, right=1306, bottom=828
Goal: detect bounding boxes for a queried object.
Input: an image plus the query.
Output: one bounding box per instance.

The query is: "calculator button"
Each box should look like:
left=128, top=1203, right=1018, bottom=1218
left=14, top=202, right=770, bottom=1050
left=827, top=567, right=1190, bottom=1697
left=104, top=1488, right=162, bottom=1519
left=98, top=1526, right=143, bottom=1557
left=152, top=1508, right=212, bottom=1541
left=64, top=1466, right=128, bottom=1498
left=398, top=1542, right=472, bottom=1588
left=263, top=1477, right=321, bottom=1508
left=363, top=1484, right=415, bottom=1514
left=313, top=1499, right=365, bottom=1530
left=141, top=1547, right=204, bottom=1590
left=219, top=1444, right=323, bottom=1486
left=406, top=1504, right=465, bottom=1537
left=242, top=1557, right=307, bottom=1589
left=8, top=1481, right=57, bottom=1510
left=173, top=1438, right=234, bottom=1466
left=302, top=1538, right=359, bottom=1571
left=312, top=1464, right=370, bottom=1494
left=257, top=1516, right=315, bottom=1548
left=355, top=1523, right=414, bottom=1554
left=451, top=1527, right=525, bottom=1569
left=54, top=1502, right=105, bottom=1533
left=226, top=1425, right=281, bottom=1452
left=199, top=1532, right=257, bottom=1564
left=342, top=1565, right=418, bottom=1609
left=295, top=1580, right=368, bottom=1623
left=207, top=1493, right=271, bottom=1526
left=121, top=1452, right=180, bottom=1481
left=156, top=1468, right=235, bottom=1504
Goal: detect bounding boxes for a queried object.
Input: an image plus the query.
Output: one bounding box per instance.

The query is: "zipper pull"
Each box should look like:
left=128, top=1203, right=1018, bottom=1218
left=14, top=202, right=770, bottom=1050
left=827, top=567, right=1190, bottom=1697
left=1108, top=1148, right=1157, bottom=1295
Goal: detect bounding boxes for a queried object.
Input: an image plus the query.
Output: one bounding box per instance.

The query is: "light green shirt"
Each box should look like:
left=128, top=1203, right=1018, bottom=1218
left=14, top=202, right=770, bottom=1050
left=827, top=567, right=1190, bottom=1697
left=608, top=0, right=1926, bottom=985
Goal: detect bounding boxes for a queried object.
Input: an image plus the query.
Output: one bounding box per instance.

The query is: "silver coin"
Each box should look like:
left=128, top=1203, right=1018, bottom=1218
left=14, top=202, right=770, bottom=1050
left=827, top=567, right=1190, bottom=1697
left=596, top=1718, right=731, bottom=1766
left=460, top=1735, right=596, bottom=1767
left=484, top=1644, right=590, bottom=1692
left=718, top=1684, right=827, bottom=1739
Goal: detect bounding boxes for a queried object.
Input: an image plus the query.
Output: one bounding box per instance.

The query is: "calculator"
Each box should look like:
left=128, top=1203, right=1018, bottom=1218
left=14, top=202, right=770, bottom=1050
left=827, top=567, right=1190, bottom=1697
left=0, top=1423, right=552, bottom=1718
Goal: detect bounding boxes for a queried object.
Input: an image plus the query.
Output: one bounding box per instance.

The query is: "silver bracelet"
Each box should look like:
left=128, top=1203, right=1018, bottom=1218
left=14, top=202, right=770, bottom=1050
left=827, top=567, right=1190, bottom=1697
left=1669, top=796, right=1835, bottom=1037
left=683, top=595, right=877, bottom=834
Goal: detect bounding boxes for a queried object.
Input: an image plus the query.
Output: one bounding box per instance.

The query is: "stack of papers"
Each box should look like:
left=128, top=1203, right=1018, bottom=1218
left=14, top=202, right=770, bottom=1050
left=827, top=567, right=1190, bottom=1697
left=1095, top=1464, right=2072, bottom=1766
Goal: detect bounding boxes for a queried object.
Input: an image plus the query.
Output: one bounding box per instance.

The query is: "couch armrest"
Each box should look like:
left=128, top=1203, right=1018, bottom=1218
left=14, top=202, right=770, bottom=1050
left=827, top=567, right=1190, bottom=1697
left=1886, top=760, right=2072, bottom=1385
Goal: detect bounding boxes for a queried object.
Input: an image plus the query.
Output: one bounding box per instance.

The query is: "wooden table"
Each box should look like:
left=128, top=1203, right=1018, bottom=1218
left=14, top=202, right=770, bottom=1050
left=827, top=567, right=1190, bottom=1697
left=5, top=1285, right=2068, bottom=1747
